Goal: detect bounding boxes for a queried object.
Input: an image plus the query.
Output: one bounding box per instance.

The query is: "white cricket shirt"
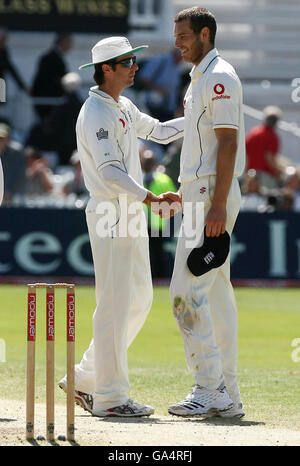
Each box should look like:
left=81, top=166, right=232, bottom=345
left=180, top=48, right=245, bottom=183
left=76, top=87, right=184, bottom=200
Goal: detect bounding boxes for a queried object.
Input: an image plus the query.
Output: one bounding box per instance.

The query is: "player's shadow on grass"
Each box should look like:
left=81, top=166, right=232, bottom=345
left=95, top=417, right=263, bottom=427
left=97, top=416, right=165, bottom=425
left=186, top=417, right=264, bottom=427
left=0, top=418, right=16, bottom=422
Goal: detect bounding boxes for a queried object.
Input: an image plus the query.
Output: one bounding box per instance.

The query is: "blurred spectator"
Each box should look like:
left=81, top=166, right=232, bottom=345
left=265, top=190, right=281, bottom=212
left=240, top=169, right=267, bottom=211
left=141, top=149, right=177, bottom=278
left=0, top=123, right=26, bottom=202
left=278, top=188, right=294, bottom=211
left=246, top=106, right=282, bottom=189
left=0, top=27, right=30, bottom=101
left=285, top=169, right=300, bottom=191
left=137, top=49, right=183, bottom=121
left=284, top=167, right=300, bottom=211
left=25, top=115, right=58, bottom=170
left=24, top=146, right=54, bottom=195
left=50, top=72, right=82, bottom=165
left=63, top=150, right=87, bottom=196
left=31, top=33, right=73, bottom=120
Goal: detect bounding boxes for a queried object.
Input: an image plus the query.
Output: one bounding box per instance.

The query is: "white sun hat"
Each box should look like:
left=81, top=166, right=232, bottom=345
left=79, top=36, right=148, bottom=70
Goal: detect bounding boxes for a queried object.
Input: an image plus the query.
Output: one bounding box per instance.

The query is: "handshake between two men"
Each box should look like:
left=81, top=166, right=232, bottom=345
left=143, top=189, right=228, bottom=239
left=143, top=190, right=182, bottom=219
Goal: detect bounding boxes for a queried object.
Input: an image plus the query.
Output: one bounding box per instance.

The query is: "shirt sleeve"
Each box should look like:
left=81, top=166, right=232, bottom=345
left=131, top=102, right=159, bottom=139
left=100, top=165, right=147, bottom=201
left=131, top=100, right=184, bottom=143
left=83, top=108, right=122, bottom=172
left=207, top=73, right=240, bottom=130
left=147, top=118, right=184, bottom=144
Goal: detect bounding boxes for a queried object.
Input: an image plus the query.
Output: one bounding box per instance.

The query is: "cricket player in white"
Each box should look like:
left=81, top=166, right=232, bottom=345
left=162, top=7, right=246, bottom=418
left=59, top=37, right=184, bottom=417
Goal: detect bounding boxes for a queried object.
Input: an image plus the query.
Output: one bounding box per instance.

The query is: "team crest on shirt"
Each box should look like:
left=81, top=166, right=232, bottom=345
left=200, top=186, right=206, bottom=194
left=96, top=128, right=108, bottom=140
left=212, top=83, right=231, bottom=101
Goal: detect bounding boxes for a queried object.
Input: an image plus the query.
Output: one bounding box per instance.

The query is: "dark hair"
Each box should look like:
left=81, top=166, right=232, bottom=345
left=93, top=64, right=104, bottom=86
left=174, top=7, right=217, bottom=45
left=265, top=114, right=279, bottom=127
left=93, top=62, right=116, bottom=86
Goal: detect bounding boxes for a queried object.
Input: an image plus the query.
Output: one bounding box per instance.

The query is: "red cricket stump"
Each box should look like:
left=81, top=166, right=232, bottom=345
left=25, top=283, right=76, bottom=442
left=66, top=285, right=75, bottom=441
left=26, top=285, right=36, bottom=440
left=46, top=285, right=55, bottom=440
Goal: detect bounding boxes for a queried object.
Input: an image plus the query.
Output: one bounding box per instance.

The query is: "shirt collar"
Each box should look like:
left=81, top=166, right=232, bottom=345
left=89, top=86, right=121, bottom=107
left=190, top=48, right=219, bottom=81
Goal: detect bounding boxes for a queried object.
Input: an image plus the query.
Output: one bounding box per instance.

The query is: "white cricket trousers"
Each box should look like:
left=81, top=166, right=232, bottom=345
left=170, top=176, right=242, bottom=404
left=74, top=197, right=153, bottom=410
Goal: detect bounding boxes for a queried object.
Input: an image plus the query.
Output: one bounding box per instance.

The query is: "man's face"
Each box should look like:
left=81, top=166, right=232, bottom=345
left=174, top=19, right=205, bottom=65
left=110, top=54, right=139, bottom=89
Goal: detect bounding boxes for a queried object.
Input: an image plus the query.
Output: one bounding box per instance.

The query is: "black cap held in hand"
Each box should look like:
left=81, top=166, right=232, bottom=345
left=187, top=227, right=230, bottom=277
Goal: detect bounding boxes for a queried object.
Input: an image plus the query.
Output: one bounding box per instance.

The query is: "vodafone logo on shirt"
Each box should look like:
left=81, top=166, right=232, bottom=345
left=212, top=83, right=230, bottom=101
left=214, top=83, right=225, bottom=95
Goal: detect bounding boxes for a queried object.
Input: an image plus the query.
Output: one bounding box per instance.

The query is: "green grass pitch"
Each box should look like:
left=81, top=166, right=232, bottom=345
left=0, top=285, right=299, bottom=429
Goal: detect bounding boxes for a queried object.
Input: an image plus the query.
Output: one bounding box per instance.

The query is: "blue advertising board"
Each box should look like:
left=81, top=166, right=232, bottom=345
left=0, top=207, right=93, bottom=277
left=0, top=208, right=299, bottom=281
left=231, top=212, right=300, bottom=280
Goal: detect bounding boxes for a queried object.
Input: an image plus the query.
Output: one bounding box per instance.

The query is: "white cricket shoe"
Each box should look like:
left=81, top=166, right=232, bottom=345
left=93, top=399, right=155, bottom=418
left=168, top=385, right=233, bottom=417
left=58, top=377, right=93, bottom=414
left=215, top=402, right=245, bottom=418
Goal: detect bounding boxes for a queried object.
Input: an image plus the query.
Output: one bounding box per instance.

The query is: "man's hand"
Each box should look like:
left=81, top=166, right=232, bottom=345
left=143, top=190, right=161, bottom=206
left=159, top=191, right=182, bottom=206
left=206, top=127, right=237, bottom=237
left=205, top=203, right=227, bottom=237
left=144, top=190, right=182, bottom=219
left=155, top=191, right=182, bottom=218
